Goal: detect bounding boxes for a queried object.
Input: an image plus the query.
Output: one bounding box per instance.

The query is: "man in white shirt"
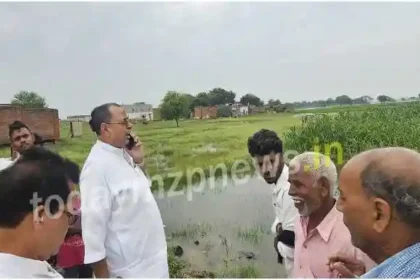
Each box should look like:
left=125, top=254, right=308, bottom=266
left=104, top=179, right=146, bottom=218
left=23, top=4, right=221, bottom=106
left=80, top=103, right=168, bottom=278
left=248, top=129, right=299, bottom=277
left=0, top=147, right=81, bottom=278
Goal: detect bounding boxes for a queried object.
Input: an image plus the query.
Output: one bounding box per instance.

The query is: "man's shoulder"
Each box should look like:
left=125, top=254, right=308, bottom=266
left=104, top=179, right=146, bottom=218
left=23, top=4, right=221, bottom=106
left=0, top=157, right=13, bottom=171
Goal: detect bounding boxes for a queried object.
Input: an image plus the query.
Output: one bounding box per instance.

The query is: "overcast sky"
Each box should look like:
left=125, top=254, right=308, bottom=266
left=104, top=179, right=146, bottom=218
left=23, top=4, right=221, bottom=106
left=1, top=2, right=419, bottom=118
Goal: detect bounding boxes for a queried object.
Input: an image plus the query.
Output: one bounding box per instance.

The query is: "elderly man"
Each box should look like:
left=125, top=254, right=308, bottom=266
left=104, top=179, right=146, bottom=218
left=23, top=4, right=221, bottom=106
left=0, top=147, right=80, bottom=278
left=328, top=147, right=420, bottom=278
left=80, top=103, right=168, bottom=278
left=288, top=152, right=375, bottom=278
left=248, top=129, right=298, bottom=277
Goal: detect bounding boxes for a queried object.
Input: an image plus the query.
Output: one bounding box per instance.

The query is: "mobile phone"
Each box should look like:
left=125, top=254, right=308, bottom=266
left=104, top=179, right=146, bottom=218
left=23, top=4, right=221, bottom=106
left=126, top=134, right=136, bottom=150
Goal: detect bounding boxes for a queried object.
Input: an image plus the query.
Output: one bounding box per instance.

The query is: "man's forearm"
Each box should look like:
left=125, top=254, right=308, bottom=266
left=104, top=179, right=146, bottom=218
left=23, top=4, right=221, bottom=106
left=92, top=259, right=109, bottom=278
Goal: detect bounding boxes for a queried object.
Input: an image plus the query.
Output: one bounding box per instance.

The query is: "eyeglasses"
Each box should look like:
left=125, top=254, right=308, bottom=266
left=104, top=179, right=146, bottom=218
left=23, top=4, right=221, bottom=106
left=105, top=118, right=131, bottom=126
left=63, top=210, right=78, bottom=226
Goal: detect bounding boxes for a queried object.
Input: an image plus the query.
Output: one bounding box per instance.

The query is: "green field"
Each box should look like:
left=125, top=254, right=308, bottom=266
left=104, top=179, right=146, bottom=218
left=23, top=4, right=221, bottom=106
left=2, top=101, right=420, bottom=191
left=0, top=114, right=300, bottom=190
left=294, top=101, right=409, bottom=114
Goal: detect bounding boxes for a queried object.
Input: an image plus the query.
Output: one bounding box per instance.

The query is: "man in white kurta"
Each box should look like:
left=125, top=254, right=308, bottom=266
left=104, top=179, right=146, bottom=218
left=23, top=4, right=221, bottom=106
left=270, top=164, right=298, bottom=277
left=248, top=129, right=299, bottom=278
left=80, top=103, right=168, bottom=278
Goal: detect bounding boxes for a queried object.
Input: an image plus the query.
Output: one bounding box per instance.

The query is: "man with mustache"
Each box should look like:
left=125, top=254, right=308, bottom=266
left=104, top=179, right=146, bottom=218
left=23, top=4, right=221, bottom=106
left=288, top=152, right=375, bottom=278
left=328, top=147, right=420, bottom=278
left=248, top=129, right=298, bottom=277
left=80, top=103, right=168, bottom=278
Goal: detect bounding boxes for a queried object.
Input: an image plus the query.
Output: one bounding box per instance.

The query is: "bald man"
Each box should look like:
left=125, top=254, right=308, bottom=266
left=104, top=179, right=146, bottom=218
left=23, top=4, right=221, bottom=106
left=328, top=147, right=420, bottom=278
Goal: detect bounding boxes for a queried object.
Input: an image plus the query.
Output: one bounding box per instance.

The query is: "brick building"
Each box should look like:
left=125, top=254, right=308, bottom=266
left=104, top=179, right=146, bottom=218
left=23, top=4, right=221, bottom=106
left=0, top=105, right=60, bottom=145
left=194, top=106, right=218, bottom=119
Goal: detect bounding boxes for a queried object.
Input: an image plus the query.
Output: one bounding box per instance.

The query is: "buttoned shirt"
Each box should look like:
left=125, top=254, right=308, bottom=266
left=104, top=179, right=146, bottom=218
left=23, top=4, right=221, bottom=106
left=362, top=242, right=420, bottom=278
left=292, top=203, right=376, bottom=278
left=271, top=165, right=299, bottom=276
left=0, top=253, right=63, bottom=278
left=80, top=140, right=168, bottom=278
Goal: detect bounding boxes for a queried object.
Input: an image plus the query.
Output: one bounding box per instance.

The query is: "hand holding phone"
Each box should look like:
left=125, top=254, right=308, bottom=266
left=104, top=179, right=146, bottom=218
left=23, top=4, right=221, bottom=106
left=126, top=134, right=136, bottom=150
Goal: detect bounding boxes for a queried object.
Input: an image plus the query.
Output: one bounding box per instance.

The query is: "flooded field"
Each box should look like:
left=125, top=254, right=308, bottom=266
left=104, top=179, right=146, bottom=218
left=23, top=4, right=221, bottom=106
left=154, top=175, right=287, bottom=278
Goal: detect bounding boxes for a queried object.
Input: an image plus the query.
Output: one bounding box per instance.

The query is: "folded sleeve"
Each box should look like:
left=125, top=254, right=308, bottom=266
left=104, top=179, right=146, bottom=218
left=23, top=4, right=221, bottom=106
left=80, top=163, right=112, bottom=264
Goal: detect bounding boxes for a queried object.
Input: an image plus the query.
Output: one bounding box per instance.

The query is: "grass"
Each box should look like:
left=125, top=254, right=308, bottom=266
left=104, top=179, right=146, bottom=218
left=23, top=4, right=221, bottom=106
left=0, top=113, right=300, bottom=191
left=294, top=101, right=414, bottom=114
left=170, top=223, right=213, bottom=239
left=236, top=225, right=271, bottom=245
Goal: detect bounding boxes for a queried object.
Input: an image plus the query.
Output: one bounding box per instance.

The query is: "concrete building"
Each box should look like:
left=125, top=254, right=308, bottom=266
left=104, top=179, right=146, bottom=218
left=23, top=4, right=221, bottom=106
left=67, top=115, right=91, bottom=122
left=231, top=103, right=249, bottom=117
left=122, top=102, right=154, bottom=121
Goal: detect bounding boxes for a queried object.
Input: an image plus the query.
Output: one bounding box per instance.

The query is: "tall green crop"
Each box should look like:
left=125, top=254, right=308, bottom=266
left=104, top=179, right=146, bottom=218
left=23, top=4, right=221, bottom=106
left=283, top=102, right=420, bottom=168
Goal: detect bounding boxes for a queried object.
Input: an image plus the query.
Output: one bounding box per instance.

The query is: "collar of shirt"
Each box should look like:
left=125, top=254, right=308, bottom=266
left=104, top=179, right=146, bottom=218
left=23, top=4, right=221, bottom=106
left=273, top=164, right=289, bottom=194
left=361, top=242, right=420, bottom=278
left=96, top=140, right=136, bottom=168
left=300, top=201, right=340, bottom=243
left=0, top=253, right=62, bottom=278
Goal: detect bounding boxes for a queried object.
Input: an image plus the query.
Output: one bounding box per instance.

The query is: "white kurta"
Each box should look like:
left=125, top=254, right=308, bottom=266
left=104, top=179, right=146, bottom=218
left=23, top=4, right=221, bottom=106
left=80, top=140, right=168, bottom=278
left=0, top=157, right=13, bottom=171
left=271, top=165, right=299, bottom=277
left=0, top=253, right=63, bottom=278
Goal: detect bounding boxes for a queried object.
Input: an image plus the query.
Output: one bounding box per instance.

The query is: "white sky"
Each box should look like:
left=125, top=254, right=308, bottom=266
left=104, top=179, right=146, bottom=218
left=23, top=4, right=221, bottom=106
left=1, top=2, right=419, bottom=118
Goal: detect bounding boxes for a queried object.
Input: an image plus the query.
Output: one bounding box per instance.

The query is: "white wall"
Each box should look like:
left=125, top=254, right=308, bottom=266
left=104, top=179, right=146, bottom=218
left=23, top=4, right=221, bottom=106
left=127, top=112, right=154, bottom=121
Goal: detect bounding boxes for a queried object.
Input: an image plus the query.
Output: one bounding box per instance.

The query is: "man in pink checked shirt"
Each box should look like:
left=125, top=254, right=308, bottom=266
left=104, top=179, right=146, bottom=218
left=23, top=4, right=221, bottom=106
left=287, top=152, right=376, bottom=278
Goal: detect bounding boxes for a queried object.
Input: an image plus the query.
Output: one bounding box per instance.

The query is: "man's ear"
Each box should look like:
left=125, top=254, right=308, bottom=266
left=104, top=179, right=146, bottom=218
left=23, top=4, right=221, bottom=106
left=372, top=197, right=392, bottom=233
left=33, top=205, right=45, bottom=226
left=318, top=176, right=330, bottom=198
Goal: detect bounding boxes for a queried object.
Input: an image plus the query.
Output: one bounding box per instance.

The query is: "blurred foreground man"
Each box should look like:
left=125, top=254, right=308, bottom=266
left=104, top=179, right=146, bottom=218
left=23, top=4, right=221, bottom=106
left=288, top=152, right=375, bottom=278
left=80, top=103, right=168, bottom=278
left=248, top=129, right=298, bottom=277
left=0, top=147, right=80, bottom=278
left=329, top=147, right=420, bottom=278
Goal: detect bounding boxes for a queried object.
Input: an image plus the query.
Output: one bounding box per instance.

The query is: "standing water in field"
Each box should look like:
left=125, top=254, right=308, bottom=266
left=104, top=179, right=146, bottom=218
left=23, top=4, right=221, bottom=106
left=154, top=175, right=287, bottom=278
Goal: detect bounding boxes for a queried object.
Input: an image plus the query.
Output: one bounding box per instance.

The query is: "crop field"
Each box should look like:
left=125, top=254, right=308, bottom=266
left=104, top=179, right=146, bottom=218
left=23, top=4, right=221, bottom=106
left=2, top=101, right=419, bottom=190
left=284, top=101, right=420, bottom=170
left=294, top=101, right=409, bottom=114
left=1, top=113, right=301, bottom=191
left=2, top=101, right=420, bottom=278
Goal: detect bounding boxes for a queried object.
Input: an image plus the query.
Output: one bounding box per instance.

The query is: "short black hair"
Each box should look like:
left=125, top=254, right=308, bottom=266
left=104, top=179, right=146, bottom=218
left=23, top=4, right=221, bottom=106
left=247, top=129, right=283, bottom=157
left=33, top=133, right=44, bottom=145
left=88, top=103, right=120, bottom=135
left=0, top=147, right=78, bottom=228
left=9, top=120, right=30, bottom=138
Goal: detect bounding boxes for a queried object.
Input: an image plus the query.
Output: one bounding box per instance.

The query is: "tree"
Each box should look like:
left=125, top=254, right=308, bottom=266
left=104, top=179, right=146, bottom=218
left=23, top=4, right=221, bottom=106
left=217, top=105, right=232, bottom=118
left=267, top=99, right=282, bottom=107
left=240, top=93, right=264, bottom=107
left=335, top=95, right=353, bottom=105
left=159, top=91, right=189, bottom=127
left=377, top=95, right=394, bottom=103
left=11, top=91, right=47, bottom=108
left=207, top=88, right=236, bottom=105
left=191, top=92, right=210, bottom=110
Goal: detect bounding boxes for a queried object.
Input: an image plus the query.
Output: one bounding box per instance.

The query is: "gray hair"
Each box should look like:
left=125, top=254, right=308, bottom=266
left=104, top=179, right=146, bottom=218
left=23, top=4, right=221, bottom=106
left=361, top=162, right=420, bottom=229
left=289, top=152, right=338, bottom=197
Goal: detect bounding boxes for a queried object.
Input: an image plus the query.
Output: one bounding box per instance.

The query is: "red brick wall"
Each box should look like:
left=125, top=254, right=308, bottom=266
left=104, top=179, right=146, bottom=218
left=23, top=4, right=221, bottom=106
left=194, top=106, right=218, bottom=119
left=0, top=106, right=60, bottom=145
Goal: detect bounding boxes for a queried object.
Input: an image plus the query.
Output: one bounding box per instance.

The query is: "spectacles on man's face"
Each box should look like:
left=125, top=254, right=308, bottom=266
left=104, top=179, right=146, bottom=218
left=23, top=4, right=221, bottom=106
left=63, top=210, right=78, bottom=226
left=105, top=117, right=131, bottom=126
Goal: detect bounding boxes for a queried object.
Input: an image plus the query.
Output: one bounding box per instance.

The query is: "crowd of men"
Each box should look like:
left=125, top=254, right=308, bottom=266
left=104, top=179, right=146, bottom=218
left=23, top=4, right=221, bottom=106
left=0, top=102, right=419, bottom=278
